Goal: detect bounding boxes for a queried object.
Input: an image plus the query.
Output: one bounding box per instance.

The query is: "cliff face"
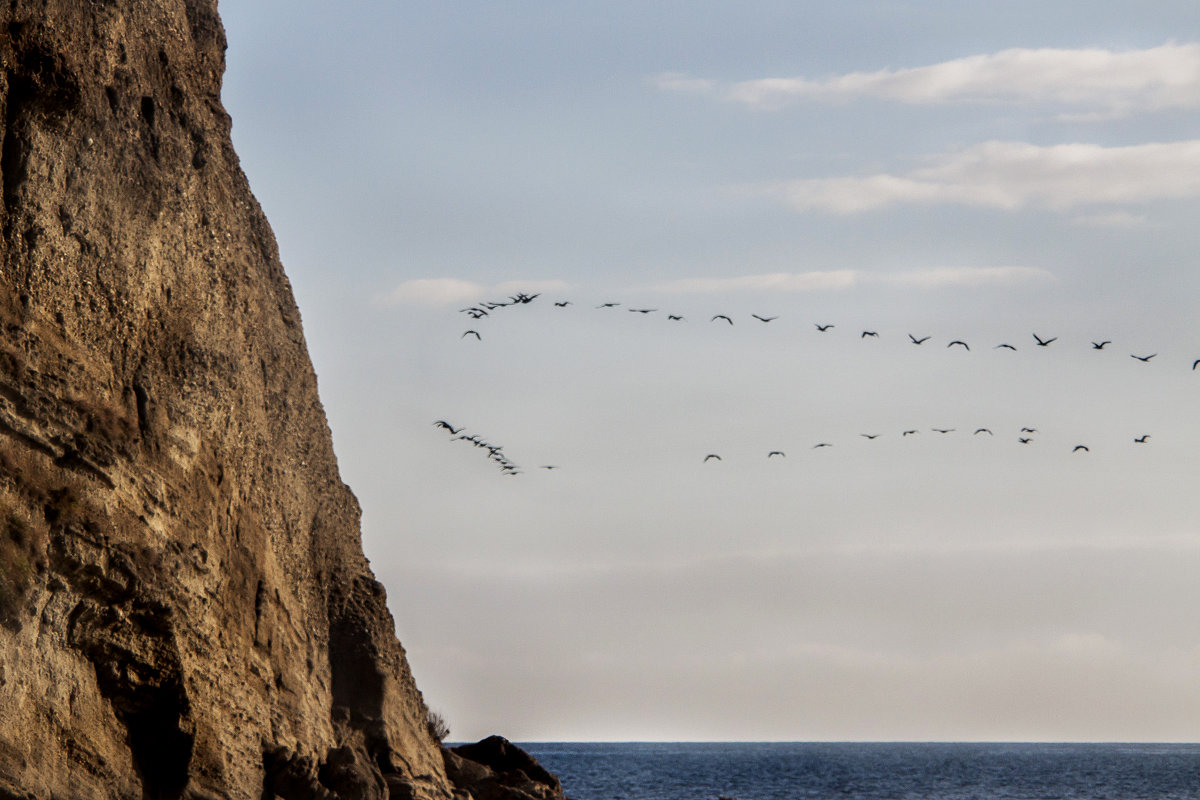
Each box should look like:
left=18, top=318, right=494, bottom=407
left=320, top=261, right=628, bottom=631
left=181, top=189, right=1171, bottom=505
left=0, top=3, right=536, bottom=799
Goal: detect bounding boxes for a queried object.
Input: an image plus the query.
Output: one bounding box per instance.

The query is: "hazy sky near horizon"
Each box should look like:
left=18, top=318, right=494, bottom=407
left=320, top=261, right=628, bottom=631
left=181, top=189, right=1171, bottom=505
left=219, top=1, right=1200, bottom=742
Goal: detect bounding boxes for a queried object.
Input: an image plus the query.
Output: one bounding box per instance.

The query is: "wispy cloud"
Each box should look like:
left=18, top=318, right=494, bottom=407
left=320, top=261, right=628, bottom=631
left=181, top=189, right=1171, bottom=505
left=378, top=278, right=569, bottom=307
left=765, top=139, right=1200, bottom=214
left=657, top=42, right=1200, bottom=117
left=650, top=71, right=717, bottom=94
left=1069, top=211, right=1152, bottom=228
left=648, top=267, right=1053, bottom=294
left=648, top=271, right=858, bottom=293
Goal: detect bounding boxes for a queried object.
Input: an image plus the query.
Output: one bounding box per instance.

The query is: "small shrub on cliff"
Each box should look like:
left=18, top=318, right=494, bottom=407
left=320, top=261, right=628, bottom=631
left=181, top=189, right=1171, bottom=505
left=426, top=709, right=451, bottom=743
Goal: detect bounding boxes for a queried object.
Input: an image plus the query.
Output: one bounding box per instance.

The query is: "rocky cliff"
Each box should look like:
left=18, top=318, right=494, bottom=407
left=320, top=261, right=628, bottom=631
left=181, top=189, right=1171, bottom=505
left=0, top=3, right=560, bottom=799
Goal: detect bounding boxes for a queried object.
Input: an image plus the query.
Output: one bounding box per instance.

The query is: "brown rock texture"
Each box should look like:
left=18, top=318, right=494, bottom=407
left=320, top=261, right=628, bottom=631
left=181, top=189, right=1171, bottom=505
left=0, top=2, right=563, bottom=799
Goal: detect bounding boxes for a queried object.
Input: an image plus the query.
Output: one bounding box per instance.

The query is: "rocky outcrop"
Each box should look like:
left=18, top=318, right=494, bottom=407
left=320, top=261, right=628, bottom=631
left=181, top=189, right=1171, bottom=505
left=444, top=738, right=563, bottom=800
left=0, top=3, right=562, bottom=799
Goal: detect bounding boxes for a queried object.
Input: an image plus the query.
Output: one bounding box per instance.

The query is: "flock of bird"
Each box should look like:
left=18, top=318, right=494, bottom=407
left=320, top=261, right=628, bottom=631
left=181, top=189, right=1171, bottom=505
left=443, top=291, right=1192, bottom=475
left=433, top=420, right=559, bottom=475
left=434, top=420, right=523, bottom=475
left=456, top=292, right=1200, bottom=371
left=698, top=426, right=1156, bottom=464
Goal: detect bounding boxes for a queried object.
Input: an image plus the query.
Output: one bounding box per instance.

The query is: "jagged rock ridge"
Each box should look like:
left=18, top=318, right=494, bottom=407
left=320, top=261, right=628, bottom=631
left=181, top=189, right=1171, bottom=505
left=0, top=2, right=562, bottom=799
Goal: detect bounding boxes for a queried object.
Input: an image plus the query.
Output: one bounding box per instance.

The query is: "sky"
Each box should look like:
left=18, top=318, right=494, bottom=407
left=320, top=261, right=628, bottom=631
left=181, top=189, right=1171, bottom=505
left=219, top=1, right=1200, bottom=742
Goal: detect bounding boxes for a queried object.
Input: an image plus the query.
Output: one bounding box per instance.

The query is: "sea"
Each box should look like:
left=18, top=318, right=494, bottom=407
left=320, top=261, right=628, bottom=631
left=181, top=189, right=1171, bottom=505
left=519, top=742, right=1200, bottom=800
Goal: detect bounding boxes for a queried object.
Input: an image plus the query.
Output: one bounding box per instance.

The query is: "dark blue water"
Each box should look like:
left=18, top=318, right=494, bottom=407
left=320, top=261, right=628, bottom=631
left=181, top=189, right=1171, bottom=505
left=521, top=742, right=1200, bottom=800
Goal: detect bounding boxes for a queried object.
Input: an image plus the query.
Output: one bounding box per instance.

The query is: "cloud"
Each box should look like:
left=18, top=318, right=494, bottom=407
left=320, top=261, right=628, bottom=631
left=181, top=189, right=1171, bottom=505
left=766, top=139, right=1200, bottom=213
left=661, top=43, right=1200, bottom=116
left=884, top=266, right=1055, bottom=288
left=648, top=271, right=859, bottom=293
left=1070, top=211, right=1151, bottom=228
left=649, top=71, right=716, bottom=94
left=647, top=266, right=1053, bottom=294
left=378, top=278, right=569, bottom=307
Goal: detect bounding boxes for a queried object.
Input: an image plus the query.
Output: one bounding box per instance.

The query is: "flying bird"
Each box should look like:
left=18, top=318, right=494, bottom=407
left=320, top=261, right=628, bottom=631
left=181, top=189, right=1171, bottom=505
left=902, top=430, right=918, bottom=436
left=1018, top=438, right=1032, bottom=444
left=1134, top=435, right=1150, bottom=443
left=540, top=465, right=558, bottom=470
left=947, top=340, right=970, bottom=350
left=861, top=331, right=878, bottom=338
left=767, top=451, right=786, bottom=458
left=712, top=315, right=734, bottom=325
left=1032, top=333, right=1056, bottom=347
left=994, top=343, right=1017, bottom=351
left=1193, top=359, right=1200, bottom=370
left=703, top=454, right=722, bottom=462
left=596, top=302, right=620, bottom=308
left=667, top=315, right=685, bottom=321
left=1020, top=427, right=1038, bottom=433
left=462, top=330, right=481, bottom=340
left=909, top=334, right=930, bottom=345
left=931, top=428, right=955, bottom=434
left=629, top=308, right=657, bottom=314
left=814, top=324, right=834, bottom=332
left=974, top=428, right=993, bottom=435
left=1092, top=340, right=1111, bottom=350
left=554, top=301, right=572, bottom=307
left=433, top=420, right=462, bottom=434
left=752, top=314, right=778, bottom=323
left=812, top=442, right=832, bottom=449
left=861, top=434, right=880, bottom=440
left=1131, top=353, right=1156, bottom=362
left=1073, top=445, right=1090, bottom=452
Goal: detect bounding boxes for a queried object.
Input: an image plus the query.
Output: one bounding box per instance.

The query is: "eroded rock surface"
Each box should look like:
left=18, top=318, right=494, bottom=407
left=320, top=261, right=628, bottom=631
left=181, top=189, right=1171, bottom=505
left=0, top=3, right=560, bottom=799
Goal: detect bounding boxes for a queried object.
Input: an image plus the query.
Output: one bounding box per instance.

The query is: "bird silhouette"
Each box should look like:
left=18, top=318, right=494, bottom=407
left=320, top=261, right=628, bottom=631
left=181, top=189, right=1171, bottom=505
left=813, top=442, right=832, bottom=449
left=433, top=420, right=462, bottom=434
left=947, top=340, right=970, bottom=350
left=994, top=343, right=1017, bottom=351
left=540, top=465, right=558, bottom=470
left=861, top=331, right=879, bottom=338
left=1073, top=445, right=1089, bottom=452
left=1033, top=333, right=1056, bottom=346
left=909, top=334, right=930, bottom=345
left=902, top=429, right=918, bottom=436
left=554, top=301, right=572, bottom=307
left=712, top=315, right=733, bottom=325
left=931, top=428, right=955, bottom=434
left=861, top=434, right=880, bottom=440
left=752, top=314, right=778, bottom=323
left=1134, top=435, right=1150, bottom=443
left=1018, top=437, right=1032, bottom=444
left=814, top=323, right=834, bottom=332
left=1020, top=427, right=1038, bottom=433
left=1193, top=359, right=1200, bottom=370
left=596, top=302, right=620, bottom=308
left=629, top=308, right=657, bottom=314
left=667, top=315, right=685, bottom=321
left=1131, top=353, right=1156, bottom=362
left=974, top=428, right=993, bottom=435
left=462, top=330, right=481, bottom=340
left=767, top=451, right=786, bottom=458
left=1092, top=340, right=1110, bottom=350
left=703, top=454, right=722, bottom=462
